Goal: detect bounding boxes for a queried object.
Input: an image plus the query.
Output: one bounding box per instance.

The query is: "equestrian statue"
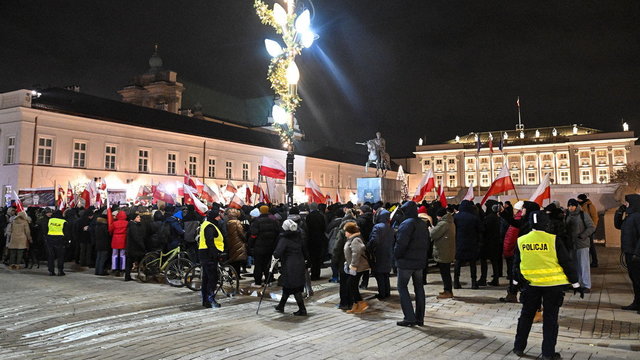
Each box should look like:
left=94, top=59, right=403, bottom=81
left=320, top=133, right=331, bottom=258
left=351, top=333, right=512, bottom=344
left=356, top=131, right=391, bottom=177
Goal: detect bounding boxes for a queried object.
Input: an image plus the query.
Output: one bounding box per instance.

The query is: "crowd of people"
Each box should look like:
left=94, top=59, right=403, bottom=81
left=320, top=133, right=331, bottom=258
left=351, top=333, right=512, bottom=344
left=2, top=191, right=639, bottom=359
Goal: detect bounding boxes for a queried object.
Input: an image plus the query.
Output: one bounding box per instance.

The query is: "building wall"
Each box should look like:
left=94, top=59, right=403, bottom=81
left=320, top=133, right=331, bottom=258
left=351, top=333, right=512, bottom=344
left=0, top=105, right=393, bottom=204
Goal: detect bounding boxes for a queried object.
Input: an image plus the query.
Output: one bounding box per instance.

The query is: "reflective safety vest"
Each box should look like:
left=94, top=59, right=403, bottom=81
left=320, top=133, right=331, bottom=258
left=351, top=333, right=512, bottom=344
left=199, top=220, right=224, bottom=252
left=517, top=231, right=569, bottom=286
left=48, top=218, right=66, bottom=236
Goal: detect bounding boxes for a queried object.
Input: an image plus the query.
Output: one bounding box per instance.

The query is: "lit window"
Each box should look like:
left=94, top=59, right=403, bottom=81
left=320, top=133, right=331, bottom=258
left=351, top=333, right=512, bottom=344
left=208, top=158, right=216, bottom=178
left=188, top=155, right=197, bottom=176
left=242, top=163, right=250, bottom=181
left=512, top=172, right=520, bottom=185
left=138, top=149, right=149, bottom=173
left=167, top=153, right=177, bottom=175
left=225, top=161, right=233, bottom=179
left=597, top=169, right=609, bottom=183
left=5, top=136, right=16, bottom=164
left=527, top=172, right=537, bottom=184
left=581, top=170, right=591, bottom=184
left=37, top=137, right=53, bottom=165
left=481, top=173, right=489, bottom=186
left=105, top=145, right=117, bottom=170
left=73, top=141, right=87, bottom=168
left=466, top=174, right=475, bottom=186
left=559, top=171, right=570, bottom=184
left=448, top=174, right=456, bottom=187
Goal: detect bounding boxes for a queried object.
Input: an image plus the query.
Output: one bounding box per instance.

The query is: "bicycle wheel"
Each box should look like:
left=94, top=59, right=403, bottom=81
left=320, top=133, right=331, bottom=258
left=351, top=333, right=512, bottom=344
left=138, top=251, right=161, bottom=282
left=218, top=264, right=240, bottom=297
left=165, top=258, right=193, bottom=287
left=184, top=264, right=202, bottom=292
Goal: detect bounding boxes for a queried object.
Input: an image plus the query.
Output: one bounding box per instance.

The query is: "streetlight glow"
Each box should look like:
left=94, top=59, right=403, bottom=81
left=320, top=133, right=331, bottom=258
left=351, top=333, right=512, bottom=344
left=273, top=3, right=288, bottom=28
left=264, top=39, right=284, bottom=57
left=286, top=61, right=300, bottom=84
left=300, top=31, right=315, bottom=48
left=295, top=9, right=311, bottom=32
left=272, top=104, right=288, bottom=124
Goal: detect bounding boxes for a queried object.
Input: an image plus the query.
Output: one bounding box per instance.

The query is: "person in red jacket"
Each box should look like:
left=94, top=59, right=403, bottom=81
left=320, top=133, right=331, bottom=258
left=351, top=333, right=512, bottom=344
left=109, top=210, right=129, bottom=276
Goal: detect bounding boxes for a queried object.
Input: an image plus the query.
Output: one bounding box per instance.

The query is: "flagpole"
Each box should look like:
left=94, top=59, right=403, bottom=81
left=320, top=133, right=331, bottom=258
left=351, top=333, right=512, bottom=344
left=517, top=96, right=522, bottom=129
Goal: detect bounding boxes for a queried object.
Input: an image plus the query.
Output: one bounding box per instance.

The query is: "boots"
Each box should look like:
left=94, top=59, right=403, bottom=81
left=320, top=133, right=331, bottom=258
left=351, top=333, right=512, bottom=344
left=350, top=301, right=369, bottom=314
left=437, top=291, right=454, bottom=299
left=275, top=293, right=289, bottom=313
left=293, top=292, right=307, bottom=316
left=454, top=279, right=462, bottom=289
left=346, top=303, right=359, bottom=313
left=477, top=278, right=487, bottom=287
left=471, top=280, right=479, bottom=290
left=488, top=277, right=500, bottom=286
left=500, top=293, right=518, bottom=303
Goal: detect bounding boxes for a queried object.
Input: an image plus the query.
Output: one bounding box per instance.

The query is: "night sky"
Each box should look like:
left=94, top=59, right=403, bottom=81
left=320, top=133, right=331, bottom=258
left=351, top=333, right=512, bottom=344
left=2, top=1, right=640, bottom=157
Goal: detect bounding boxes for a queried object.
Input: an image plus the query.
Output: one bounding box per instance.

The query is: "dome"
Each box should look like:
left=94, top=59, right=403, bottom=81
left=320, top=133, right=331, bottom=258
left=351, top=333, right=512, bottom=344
left=148, top=45, right=163, bottom=69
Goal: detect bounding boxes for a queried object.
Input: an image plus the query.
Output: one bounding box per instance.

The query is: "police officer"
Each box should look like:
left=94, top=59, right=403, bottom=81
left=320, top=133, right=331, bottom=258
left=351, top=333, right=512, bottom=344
left=199, top=206, right=225, bottom=308
left=512, top=210, right=584, bottom=360
left=46, top=210, right=70, bottom=276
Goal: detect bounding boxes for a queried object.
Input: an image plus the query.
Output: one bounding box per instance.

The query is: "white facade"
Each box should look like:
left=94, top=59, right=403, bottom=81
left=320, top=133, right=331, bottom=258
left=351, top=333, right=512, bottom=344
left=0, top=89, right=390, bottom=204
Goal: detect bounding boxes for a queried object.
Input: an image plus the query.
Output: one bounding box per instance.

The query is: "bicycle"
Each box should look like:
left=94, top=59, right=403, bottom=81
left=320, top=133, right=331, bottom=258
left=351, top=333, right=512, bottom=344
left=137, top=245, right=193, bottom=287
left=184, top=261, right=240, bottom=297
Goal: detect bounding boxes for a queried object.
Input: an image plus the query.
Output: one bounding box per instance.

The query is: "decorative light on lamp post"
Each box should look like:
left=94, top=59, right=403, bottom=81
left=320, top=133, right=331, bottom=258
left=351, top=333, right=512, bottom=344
left=255, top=0, right=316, bottom=206
left=623, top=121, right=629, bottom=132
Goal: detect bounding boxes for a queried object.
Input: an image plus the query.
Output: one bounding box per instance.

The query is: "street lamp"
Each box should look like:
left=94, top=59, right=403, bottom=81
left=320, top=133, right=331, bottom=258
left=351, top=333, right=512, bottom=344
left=255, top=0, right=316, bottom=206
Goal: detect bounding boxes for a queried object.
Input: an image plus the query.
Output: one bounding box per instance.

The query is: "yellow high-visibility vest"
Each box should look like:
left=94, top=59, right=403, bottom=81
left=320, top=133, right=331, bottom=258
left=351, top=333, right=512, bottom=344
left=517, top=231, right=569, bottom=286
left=48, top=218, right=66, bottom=236
left=199, top=220, right=224, bottom=252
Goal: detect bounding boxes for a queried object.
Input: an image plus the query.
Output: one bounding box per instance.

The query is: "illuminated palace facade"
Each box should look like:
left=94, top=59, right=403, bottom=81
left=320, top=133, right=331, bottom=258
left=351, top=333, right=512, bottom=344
left=410, top=124, right=636, bottom=192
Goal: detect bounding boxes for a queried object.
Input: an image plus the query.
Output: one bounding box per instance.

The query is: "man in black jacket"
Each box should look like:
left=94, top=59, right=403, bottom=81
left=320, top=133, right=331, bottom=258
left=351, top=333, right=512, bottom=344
left=200, top=208, right=225, bottom=308
left=394, top=201, right=430, bottom=327
left=305, top=202, right=327, bottom=280
left=614, top=194, right=640, bottom=313
left=249, top=205, right=280, bottom=286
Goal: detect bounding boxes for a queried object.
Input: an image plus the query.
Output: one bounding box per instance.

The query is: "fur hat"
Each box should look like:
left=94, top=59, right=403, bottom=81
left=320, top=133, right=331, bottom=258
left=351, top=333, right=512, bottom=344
left=343, top=222, right=360, bottom=234
left=259, top=205, right=270, bottom=215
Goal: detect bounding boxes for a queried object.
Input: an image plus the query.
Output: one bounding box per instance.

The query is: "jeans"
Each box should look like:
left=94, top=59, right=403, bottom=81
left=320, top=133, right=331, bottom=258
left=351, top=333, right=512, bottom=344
left=111, top=249, right=126, bottom=271
left=374, top=271, right=391, bottom=298
left=438, top=262, right=452, bottom=292
left=46, top=237, right=66, bottom=274
left=397, top=268, right=425, bottom=323
left=95, top=250, right=109, bottom=275
left=625, top=253, right=640, bottom=306
left=479, top=256, right=499, bottom=282
left=339, top=267, right=351, bottom=307
left=574, top=247, right=591, bottom=289
left=514, top=285, right=565, bottom=357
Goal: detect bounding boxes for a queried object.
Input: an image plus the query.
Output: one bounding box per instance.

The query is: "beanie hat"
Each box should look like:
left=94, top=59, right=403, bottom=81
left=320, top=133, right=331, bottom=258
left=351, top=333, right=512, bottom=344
left=531, top=210, right=550, bottom=231
left=282, top=219, right=298, bottom=232
left=577, top=194, right=588, bottom=202
left=343, top=222, right=360, bottom=234
left=513, top=201, right=524, bottom=211
left=250, top=208, right=260, bottom=217
left=436, top=208, right=447, bottom=217
left=289, top=207, right=300, bottom=215
left=418, top=206, right=428, bottom=214
left=259, top=205, right=270, bottom=215
left=309, top=202, right=318, bottom=211
left=360, top=204, right=372, bottom=213
left=567, top=199, right=580, bottom=207
left=492, top=204, right=500, bottom=213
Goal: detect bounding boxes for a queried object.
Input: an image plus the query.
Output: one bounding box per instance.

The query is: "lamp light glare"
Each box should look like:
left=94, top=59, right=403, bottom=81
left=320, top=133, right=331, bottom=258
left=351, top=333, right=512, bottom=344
left=455, top=135, right=460, bottom=143
left=272, top=104, right=288, bottom=124
left=519, top=131, right=524, bottom=139
left=300, top=31, right=315, bottom=48
left=572, top=124, right=578, bottom=135
left=503, top=132, right=508, bottom=140
left=535, top=129, right=540, bottom=138
left=623, top=122, right=629, bottom=131
left=273, top=3, right=288, bottom=28
left=264, top=39, right=284, bottom=57
left=295, top=10, right=311, bottom=32
left=286, top=61, right=300, bottom=84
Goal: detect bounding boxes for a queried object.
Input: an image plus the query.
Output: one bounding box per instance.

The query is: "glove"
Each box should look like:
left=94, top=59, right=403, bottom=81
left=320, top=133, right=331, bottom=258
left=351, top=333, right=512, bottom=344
left=573, top=286, right=585, bottom=299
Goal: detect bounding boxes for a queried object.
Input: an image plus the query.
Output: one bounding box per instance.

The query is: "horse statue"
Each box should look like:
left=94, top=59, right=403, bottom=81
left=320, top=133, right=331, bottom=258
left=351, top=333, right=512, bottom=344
left=356, top=139, right=391, bottom=177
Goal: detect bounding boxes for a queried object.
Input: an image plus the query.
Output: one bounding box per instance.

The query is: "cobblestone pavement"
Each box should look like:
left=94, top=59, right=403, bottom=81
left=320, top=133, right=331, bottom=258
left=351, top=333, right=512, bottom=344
left=0, top=247, right=638, bottom=359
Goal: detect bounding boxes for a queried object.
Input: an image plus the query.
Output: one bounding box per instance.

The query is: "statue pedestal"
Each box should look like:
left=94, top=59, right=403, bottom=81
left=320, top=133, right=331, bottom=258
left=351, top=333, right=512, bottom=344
left=357, top=178, right=402, bottom=204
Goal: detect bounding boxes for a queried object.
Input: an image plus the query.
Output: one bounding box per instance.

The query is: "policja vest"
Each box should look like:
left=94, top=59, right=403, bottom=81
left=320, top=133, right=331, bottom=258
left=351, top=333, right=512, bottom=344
left=517, top=230, right=569, bottom=286
left=48, top=218, right=66, bottom=236
left=199, top=220, right=224, bottom=252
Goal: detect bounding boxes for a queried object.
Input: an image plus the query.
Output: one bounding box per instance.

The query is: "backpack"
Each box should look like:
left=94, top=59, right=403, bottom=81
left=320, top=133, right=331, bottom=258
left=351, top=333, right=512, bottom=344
left=156, top=222, right=170, bottom=247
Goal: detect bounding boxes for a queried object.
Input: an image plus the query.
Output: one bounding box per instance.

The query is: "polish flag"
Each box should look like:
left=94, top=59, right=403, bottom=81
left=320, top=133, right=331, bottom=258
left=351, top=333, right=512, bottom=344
left=488, top=135, right=494, bottom=153
left=201, top=183, right=220, bottom=204
left=463, top=183, right=475, bottom=201
left=529, top=173, right=552, bottom=207
left=184, top=184, right=208, bottom=216
left=253, top=179, right=261, bottom=194
left=265, top=177, right=277, bottom=203
left=259, top=156, right=286, bottom=179
left=153, top=182, right=176, bottom=204
left=57, top=185, right=66, bottom=212
left=184, top=168, right=197, bottom=189
left=412, top=169, right=435, bottom=202
left=259, top=186, right=270, bottom=204
left=67, top=181, right=75, bottom=208
left=194, top=178, right=205, bottom=194
left=81, top=180, right=97, bottom=209
left=12, top=191, right=25, bottom=213
left=244, top=184, right=252, bottom=205
left=480, top=166, right=515, bottom=205
left=325, top=194, right=333, bottom=205
left=228, top=193, right=245, bottom=209
left=437, top=183, right=448, bottom=207
left=226, top=180, right=237, bottom=193
left=305, top=179, right=325, bottom=204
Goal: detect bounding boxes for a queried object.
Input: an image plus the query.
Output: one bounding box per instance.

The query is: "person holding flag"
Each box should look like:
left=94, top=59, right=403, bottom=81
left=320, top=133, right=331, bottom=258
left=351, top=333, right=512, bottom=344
left=45, top=210, right=71, bottom=276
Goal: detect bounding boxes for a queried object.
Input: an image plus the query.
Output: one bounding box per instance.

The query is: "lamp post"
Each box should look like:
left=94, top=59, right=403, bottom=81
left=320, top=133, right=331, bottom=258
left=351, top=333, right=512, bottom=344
left=255, top=0, right=315, bottom=206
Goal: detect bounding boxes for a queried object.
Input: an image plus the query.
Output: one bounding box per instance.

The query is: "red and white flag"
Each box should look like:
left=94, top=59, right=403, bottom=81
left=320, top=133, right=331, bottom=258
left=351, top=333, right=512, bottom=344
left=153, top=182, right=176, bottom=204
left=194, top=178, right=204, bottom=194
left=480, top=166, right=515, bottom=205
left=463, top=183, right=475, bottom=201
left=488, top=134, right=494, bottom=153
left=259, top=156, right=286, bottom=179
left=228, top=193, right=245, bottom=209
left=57, top=185, right=66, bottom=212
left=253, top=178, right=261, bottom=194
left=12, top=191, right=25, bottom=213
left=81, top=180, right=98, bottom=209
left=325, top=194, right=333, bottom=205
left=412, top=169, right=435, bottom=202
left=530, top=173, right=551, bottom=207
left=184, top=168, right=197, bottom=189
left=67, top=181, right=75, bottom=208
left=184, top=184, right=208, bottom=216
left=244, top=184, right=252, bottom=205
left=259, top=186, right=270, bottom=204
left=201, top=183, right=220, bottom=204
left=305, top=179, right=325, bottom=204
left=265, top=177, right=277, bottom=203
left=437, top=183, right=448, bottom=207
left=226, top=180, right=237, bottom=193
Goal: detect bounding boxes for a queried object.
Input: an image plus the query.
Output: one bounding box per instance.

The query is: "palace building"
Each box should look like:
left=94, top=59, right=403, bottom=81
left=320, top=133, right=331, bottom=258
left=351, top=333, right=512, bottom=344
left=0, top=50, right=394, bottom=204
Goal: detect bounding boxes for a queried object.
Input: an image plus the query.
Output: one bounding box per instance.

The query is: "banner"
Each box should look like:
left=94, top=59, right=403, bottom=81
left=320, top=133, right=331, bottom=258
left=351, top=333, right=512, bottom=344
left=107, top=189, right=127, bottom=206
left=18, top=187, right=55, bottom=207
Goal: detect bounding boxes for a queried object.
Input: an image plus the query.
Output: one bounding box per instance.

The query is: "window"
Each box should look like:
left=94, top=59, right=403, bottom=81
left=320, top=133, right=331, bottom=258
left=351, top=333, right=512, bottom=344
left=167, top=152, right=177, bottom=175
left=138, top=149, right=149, bottom=173
left=73, top=141, right=87, bottom=168
left=596, top=150, right=608, bottom=165
left=5, top=136, right=15, bottom=164
left=105, top=145, right=117, bottom=170
left=559, top=171, right=570, bottom=184
left=320, top=173, right=325, bottom=186
left=37, top=137, right=53, bottom=165
left=208, top=158, right=216, bottom=178
left=508, top=156, right=520, bottom=168
left=436, top=175, right=443, bottom=184
left=527, top=172, right=537, bottom=184
left=466, top=174, right=475, bottom=186
left=558, top=153, right=568, bottom=160
left=242, top=163, right=250, bottom=181
left=597, top=169, right=609, bottom=183
left=329, top=174, right=335, bottom=187
left=512, top=172, right=520, bottom=185
left=581, top=170, right=591, bottom=184
left=436, top=159, right=443, bottom=165
left=579, top=151, right=591, bottom=166
left=448, top=158, right=455, bottom=165
left=481, top=173, right=489, bottom=186
left=448, top=174, right=456, bottom=188
left=613, top=149, right=625, bottom=164
left=225, top=161, right=233, bottom=179
left=424, top=160, right=431, bottom=166
left=188, top=155, right=197, bottom=176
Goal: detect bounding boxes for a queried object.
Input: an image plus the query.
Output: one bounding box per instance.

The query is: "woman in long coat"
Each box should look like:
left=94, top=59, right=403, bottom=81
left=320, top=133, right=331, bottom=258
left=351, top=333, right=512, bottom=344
left=273, top=219, right=309, bottom=316
left=225, top=208, right=248, bottom=275
left=453, top=200, right=484, bottom=289
left=7, top=212, right=32, bottom=269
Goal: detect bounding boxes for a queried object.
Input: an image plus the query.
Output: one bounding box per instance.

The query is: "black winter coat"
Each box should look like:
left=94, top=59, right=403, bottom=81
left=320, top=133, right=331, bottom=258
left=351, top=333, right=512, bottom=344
left=356, top=212, right=374, bottom=243
left=126, top=221, right=147, bottom=257
left=93, top=217, right=111, bottom=252
left=273, top=230, right=309, bottom=291
left=614, top=194, right=640, bottom=256
left=368, top=209, right=393, bottom=273
left=482, top=211, right=502, bottom=259
left=454, top=200, right=483, bottom=261
left=249, top=214, right=280, bottom=256
left=394, top=202, right=429, bottom=270
left=305, top=210, right=327, bottom=251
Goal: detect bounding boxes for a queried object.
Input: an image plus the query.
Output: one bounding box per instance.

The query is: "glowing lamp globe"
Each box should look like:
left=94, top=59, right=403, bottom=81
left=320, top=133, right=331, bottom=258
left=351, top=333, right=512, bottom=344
left=286, top=61, right=300, bottom=84
left=272, top=104, right=288, bottom=124
left=264, top=39, right=284, bottom=57
left=273, top=3, right=288, bottom=29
